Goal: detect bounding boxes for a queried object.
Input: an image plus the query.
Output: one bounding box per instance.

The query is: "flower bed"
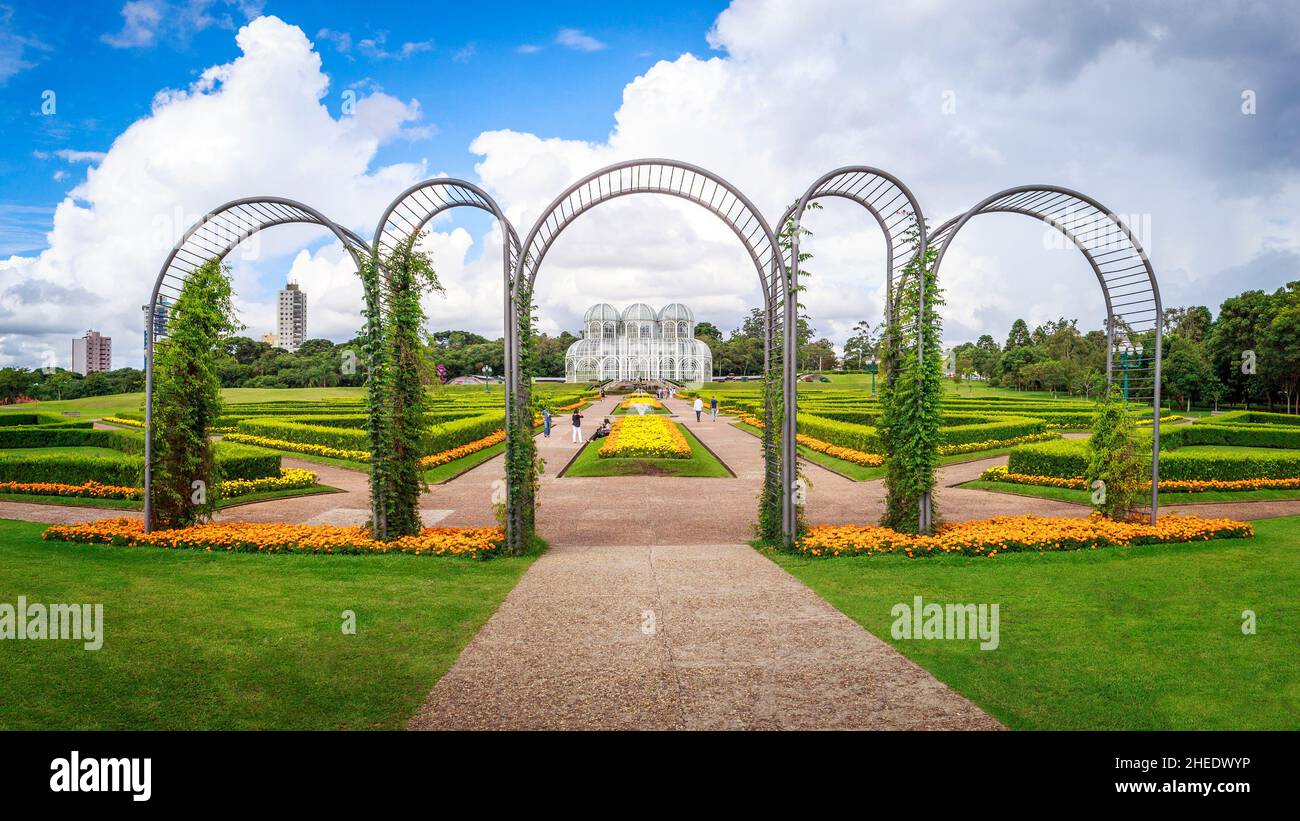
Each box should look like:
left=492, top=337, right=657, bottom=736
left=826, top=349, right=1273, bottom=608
left=419, top=429, right=506, bottom=469
left=980, top=464, right=1300, bottom=494
left=795, top=514, right=1253, bottom=558
left=937, top=432, right=1061, bottom=456
left=217, top=467, right=318, bottom=497
left=738, top=412, right=883, bottom=467
left=101, top=416, right=144, bottom=428
left=598, top=416, right=691, bottom=459
left=619, top=396, right=663, bottom=411
left=43, top=518, right=503, bottom=558
left=0, top=467, right=318, bottom=502
left=0, top=479, right=142, bottom=500
left=223, top=432, right=371, bottom=462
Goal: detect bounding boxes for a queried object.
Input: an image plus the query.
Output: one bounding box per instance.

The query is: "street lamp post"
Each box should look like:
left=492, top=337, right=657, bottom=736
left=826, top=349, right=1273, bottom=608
left=867, top=356, right=878, bottom=398
left=482, top=365, right=492, bottom=393
left=1118, top=341, right=1143, bottom=406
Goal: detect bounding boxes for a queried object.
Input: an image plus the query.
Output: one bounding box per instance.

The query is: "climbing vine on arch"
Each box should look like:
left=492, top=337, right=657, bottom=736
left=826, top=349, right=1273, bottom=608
left=878, top=226, right=943, bottom=534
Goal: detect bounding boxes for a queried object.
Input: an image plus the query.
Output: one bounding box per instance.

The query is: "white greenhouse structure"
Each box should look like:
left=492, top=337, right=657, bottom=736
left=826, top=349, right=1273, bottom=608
left=564, top=302, right=712, bottom=384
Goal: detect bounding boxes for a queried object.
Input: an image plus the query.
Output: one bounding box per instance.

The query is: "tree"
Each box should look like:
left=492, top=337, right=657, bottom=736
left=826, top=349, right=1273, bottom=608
left=1161, top=335, right=1212, bottom=411
left=843, top=320, right=876, bottom=370
left=150, top=258, right=240, bottom=528
left=971, top=334, right=1001, bottom=378
left=694, top=321, right=723, bottom=341
left=1085, top=383, right=1147, bottom=521
left=1262, top=282, right=1300, bottom=413
left=1004, top=318, right=1031, bottom=351
left=1207, top=289, right=1274, bottom=409
left=1164, top=305, right=1213, bottom=343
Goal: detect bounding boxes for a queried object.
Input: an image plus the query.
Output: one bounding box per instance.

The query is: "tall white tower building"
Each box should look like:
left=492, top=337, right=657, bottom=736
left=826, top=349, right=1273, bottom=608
left=276, top=282, right=307, bottom=352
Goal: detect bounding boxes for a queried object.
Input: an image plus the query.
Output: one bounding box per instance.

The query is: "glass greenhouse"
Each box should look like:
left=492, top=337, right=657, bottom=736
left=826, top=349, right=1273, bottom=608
left=564, top=302, right=713, bottom=383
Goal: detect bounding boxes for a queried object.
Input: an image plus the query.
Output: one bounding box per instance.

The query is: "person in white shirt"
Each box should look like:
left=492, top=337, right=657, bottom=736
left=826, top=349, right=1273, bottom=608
left=693, top=396, right=704, bottom=422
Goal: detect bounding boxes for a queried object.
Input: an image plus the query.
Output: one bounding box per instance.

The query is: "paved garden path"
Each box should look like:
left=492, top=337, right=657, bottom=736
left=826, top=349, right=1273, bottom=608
left=409, top=539, right=1002, bottom=730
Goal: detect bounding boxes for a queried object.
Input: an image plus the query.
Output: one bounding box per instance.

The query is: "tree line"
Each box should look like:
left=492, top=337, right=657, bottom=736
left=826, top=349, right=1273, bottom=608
left=945, top=281, right=1300, bottom=412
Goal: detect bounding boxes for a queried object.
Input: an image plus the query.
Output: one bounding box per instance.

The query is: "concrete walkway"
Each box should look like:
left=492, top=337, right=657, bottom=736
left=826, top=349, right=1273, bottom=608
left=409, top=540, right=1002, bottom=730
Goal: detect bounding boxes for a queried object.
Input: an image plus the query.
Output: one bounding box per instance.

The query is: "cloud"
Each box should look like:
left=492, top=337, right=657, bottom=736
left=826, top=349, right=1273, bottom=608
left=101, top=0, right=260, bottom=49
left=516, top=44, right=542, bottom=55
left=555, top=28, right=606, bottom=52
left=51, top=149, right=108, bottom=163
left=456, top=0, right=1300, bottom=355
left=0, top=4, right=51, bottom=84
left=452, top=42, right=476, bottom=64
left=357, top=31, right=433, bottom=60
left=1, top=15, right=432, bottom=369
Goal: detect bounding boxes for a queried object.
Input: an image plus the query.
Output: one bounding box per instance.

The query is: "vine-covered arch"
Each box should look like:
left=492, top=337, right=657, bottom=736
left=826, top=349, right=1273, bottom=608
left=371, top=178, right=527, bottom=547
left=779, top=167, right=930, bottom=532
left=511, top=158, right=794, bottom=545
left=144, top=197, right=376, bottom=532
left=930, top=185, right=1164, bottom=519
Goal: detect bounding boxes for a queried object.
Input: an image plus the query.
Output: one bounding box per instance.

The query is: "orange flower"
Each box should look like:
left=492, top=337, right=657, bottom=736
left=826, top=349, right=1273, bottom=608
left=43, top=518, right=504, bottom=559
left=795, top=514, right=1252, bottom=559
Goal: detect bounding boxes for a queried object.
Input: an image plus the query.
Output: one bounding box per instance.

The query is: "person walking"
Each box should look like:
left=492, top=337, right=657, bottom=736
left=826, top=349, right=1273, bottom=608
left=542, top=407, right=552, bottom=438
left=693, top=396, right=704, bottom=422
left=710, top=396, right=719, bottom=421
left=571, top=409, right=584, bottom=444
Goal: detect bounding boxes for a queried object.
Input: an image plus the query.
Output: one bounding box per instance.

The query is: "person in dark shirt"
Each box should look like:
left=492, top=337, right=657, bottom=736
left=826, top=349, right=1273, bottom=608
left=571, top=410, right=584, bottom=443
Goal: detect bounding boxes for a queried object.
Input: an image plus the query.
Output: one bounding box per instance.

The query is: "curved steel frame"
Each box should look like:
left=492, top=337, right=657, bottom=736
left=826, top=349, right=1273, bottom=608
left=143, top=197, right=372, bottom=532
left=511, top=158, right=794, bottom=542
left=930, top=185, right=1164, bottom=520
left=779, top=167, right=930, bottom=531
left=146, top=172, right=1167, bottom=545
left=371, top=177, right=523, bottom=546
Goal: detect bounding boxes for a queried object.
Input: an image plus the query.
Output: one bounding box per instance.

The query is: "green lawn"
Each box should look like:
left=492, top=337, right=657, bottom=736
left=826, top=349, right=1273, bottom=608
left=562, top=424, right=731, bottom=477
left=770, top=516, right=1300, bottom=729
left=962, top=478, right=1300, bottom=507
left=0, top=519, right=534, bottom=730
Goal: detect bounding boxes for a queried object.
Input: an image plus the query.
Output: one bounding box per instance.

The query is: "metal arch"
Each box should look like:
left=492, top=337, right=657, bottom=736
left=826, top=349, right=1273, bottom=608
left=144, top=196, right=375, bottom=533
left=779, top=166, right=929, bottom=533
left=929, top=184, right=1164, bottom=521
left=512, top=158, right=794, bottom=544
left=371, top=177, right=524, bottom=548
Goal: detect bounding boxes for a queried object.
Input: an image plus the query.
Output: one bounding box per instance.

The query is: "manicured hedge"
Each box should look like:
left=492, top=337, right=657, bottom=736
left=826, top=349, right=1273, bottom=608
left=940, top=415, right=1046, bottom=447
left=1009, top=438, right=1300, bottom=481
left=1208, top=411, right=1300, bottom=427
left=797, top=414, right=881, bottom=453
left=0, top=429, right=277, bottom=484
left=235, top=418, right=370, bottom=452
left=0, top=411, right=77, bottom=426
left=213, top=441, right=282, bottom=480
left=0, top=427, right=145, bottom=453
left=0, top=449, right=139, bottom=485
left=1162, top=423, right=1300, bottom=450
left=235, top=409, right=507, bottom=456
left=1006, top=440, right=1091, bottom=478
left=427, top=411, right=506, bottom=454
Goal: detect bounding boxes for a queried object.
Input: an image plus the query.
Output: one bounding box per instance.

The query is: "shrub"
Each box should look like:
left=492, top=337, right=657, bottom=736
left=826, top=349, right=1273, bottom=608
left=1086, top=385, right=1147, bottom=519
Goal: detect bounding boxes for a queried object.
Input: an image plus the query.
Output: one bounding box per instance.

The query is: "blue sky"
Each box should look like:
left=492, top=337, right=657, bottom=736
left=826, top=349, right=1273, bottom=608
left=2, top=0, right=728, bottom=254
left=0, top=1, right=1297, bottom=370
